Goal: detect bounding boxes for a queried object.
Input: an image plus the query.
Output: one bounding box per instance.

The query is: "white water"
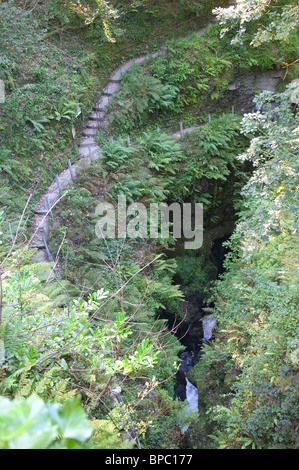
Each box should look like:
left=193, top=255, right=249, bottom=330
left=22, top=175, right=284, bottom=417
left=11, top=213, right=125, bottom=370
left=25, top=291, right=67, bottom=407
left=179, top=316, right=216, bottom=433
left=179, top=352, right=199, bottom=434
left=185, top=378, right=199, bottom=411
left=202, top=316, right=216, bottom=342
left=181, top=378, right=198, bottom=433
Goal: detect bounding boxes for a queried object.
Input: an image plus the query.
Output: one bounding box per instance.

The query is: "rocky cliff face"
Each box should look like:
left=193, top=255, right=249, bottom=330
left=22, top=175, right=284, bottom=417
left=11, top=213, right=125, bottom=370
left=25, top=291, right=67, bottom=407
left=194, top=69, right=283, bottom=117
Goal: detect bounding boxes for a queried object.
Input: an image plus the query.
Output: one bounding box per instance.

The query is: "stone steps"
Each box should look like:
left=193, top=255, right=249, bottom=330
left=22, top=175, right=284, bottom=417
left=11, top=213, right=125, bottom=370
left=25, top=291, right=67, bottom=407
left=79, top=137, right=97, bottom=147
left=89, top=110, right=105, bottom=120
left=86, top=120, right=101, bottom=129
left=30, top=243, right=46, bottom=249
left=30, top=16, right=226, bottom=258
left=82, top=128, right=98, bottom=137
left=96, top=95, right=110, bottom=108
left=93, top=105, right=107, bottom=113
left=79, top=144, right=100, bottom=158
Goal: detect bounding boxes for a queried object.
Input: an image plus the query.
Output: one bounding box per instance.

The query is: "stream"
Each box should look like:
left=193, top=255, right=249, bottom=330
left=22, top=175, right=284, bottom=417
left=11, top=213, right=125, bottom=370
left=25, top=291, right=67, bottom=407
left=179, top=351, right=199, bottom=434
left=175, top=315, right=216, bottom=433
left=171, top=238, right=221, bottom=428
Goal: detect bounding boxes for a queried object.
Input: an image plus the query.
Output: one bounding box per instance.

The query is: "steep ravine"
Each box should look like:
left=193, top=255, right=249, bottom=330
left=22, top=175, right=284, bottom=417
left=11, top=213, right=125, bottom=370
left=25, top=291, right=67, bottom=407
left=168, top=233, right=230, bottom=404
left=25, top=1, right=284, bottom=445
left=29, top=0, right=282, bottom=263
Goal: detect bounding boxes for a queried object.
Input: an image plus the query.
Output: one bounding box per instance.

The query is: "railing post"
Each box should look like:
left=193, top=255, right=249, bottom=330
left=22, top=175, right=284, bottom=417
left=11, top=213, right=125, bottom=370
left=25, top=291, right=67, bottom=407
left=55, top=174, right=62, bottom=196
left=68, top=159, right=75, bottom=180
left=88, top=146, right=92, bottom=164
left=45, top=196, right=53, bottom=218
left=180, top=121, right=183, bottom=137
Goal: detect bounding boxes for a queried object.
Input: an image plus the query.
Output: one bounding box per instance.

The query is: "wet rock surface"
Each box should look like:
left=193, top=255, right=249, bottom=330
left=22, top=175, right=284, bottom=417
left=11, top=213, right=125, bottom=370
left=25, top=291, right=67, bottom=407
left=196, top=69, right=283, bottom=117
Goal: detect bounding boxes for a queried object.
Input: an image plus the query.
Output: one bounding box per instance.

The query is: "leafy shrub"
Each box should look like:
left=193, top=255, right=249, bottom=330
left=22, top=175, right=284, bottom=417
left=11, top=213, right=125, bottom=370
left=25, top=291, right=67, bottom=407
left=0, top=394, right=92, bottom=449
left=146, top=27, right=234, bottom=109
left=101, top=131, right=184, bottom=203
left=101, top=137, right=138, bottom=170
left=138, top=131, right=184, bottom=174
left=108, top=64, right=179, bottom=131
left=196, top=84, right=299, bottom=449
left=0, top=2, right=93, bottom=191
left=175, top=254, right=218, bottom=296
left=170, top=114, right=249, bottom=203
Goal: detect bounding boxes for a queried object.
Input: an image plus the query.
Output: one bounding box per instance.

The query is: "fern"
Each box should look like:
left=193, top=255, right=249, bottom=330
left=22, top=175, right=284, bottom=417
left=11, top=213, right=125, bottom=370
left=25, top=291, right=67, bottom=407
left=35, top=368, right=77, bottom=402
left=0, top=147, right=20, bottom=180
left=4, top=361, right=34, bottom=397
left=27, top=262, right=56, bottom=282
left=101, top=137, right=137, bottom=170
left=108, top=64, right=178, bottom=131
left=89, top=419, right=133, bottom=449
left=139, top=131, right=183, bottom=174
left=26, top=115, right=50, bottom=133
left=42, top=279, right=73, bottom=306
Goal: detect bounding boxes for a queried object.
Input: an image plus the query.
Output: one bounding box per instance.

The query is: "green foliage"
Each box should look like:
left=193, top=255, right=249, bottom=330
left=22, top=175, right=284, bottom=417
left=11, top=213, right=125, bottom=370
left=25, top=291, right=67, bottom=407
left=50, top=96, right=80, bottom=122
left=0, top=2, right=94, bottom=190
left=0, top=0, right=213, bottom=223
left=236, top=84, right=299, bottom=255
left=175, top=254, right=218, bottom=296
left=1, top=0, right=298, bottom=452
left=196, top=84, right=299, bottom=449
left=178, top=0, right=227, bottom=16
left=0, top=148, right=20, bottom=181
left=170, top=114, right=249, bottom=204
left=101, top=137, right=138, bottom=170
left=145, top=27, right=235, bottom=110
left=100, top=131, right=183, bottom=204
left=0, top=394, right=92, bottom=449
left=138, top=131, right=183, bottom=174
left=89, top=418, right=133, bottom=449
left=99, top=118, right=247, bottom=214
left=108, top=64, right=179, bottom=132
left=2, top=272, right=160, bottom=386
left=214, top=0, right=299, bottom=48
left=0, top=235, right=182, bottom=446
left=106, top=18, right=289, bottom=139
left=14, top=0, right=120, bottom=41
left=139, top=387, right=186, bottom=449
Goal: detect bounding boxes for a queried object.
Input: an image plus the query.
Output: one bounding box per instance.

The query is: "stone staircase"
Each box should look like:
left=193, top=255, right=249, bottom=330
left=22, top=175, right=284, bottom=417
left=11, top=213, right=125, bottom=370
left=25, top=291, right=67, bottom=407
left=29, top=0, right=240, bottom=260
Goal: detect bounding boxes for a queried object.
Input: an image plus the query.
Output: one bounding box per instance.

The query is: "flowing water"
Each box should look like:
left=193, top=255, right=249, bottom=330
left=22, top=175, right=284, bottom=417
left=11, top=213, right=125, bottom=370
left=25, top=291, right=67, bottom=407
left=176, top=316, right=216, bottom=432
left=202, top=316, right=216, bottom=342
left=176, top=351, right=198, bottom=433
